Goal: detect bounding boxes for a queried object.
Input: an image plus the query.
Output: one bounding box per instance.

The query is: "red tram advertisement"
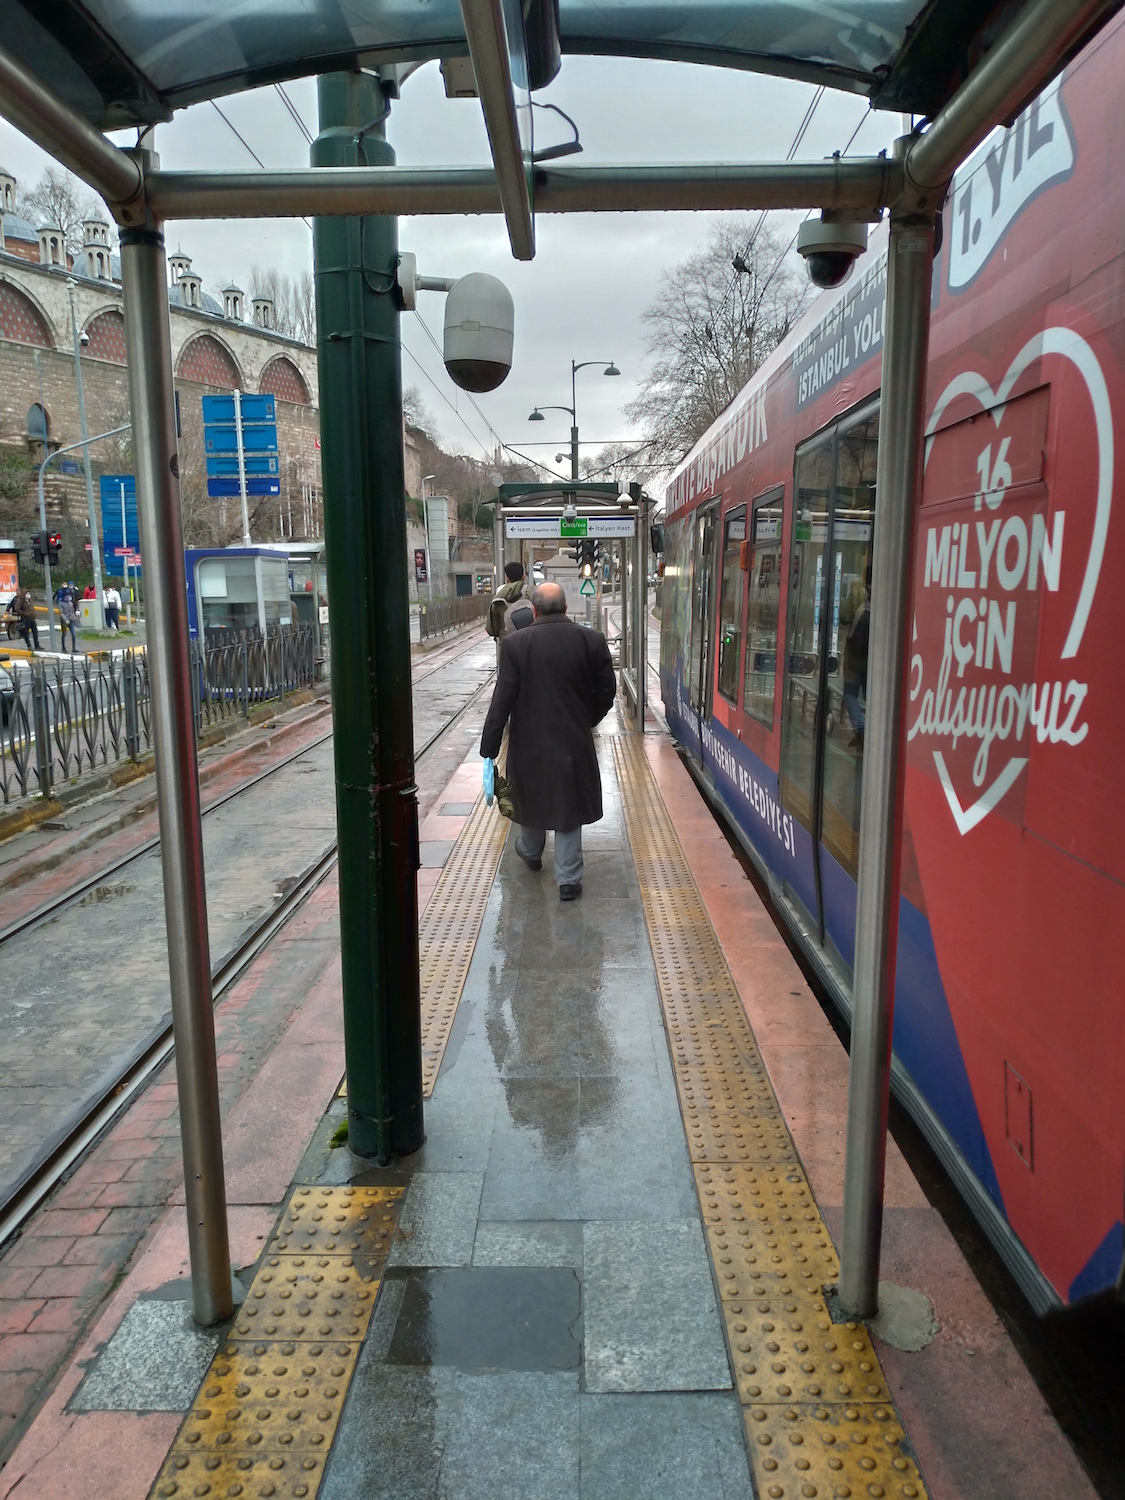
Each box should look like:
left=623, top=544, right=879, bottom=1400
left=659, top=16, right=1125, bottom=1313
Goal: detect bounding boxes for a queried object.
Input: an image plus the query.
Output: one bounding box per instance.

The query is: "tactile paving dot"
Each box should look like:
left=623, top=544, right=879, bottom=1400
left=743, top=1402, right=925, bottom=1498
left=233, top=1262, right=377, bottom=1342
left=707, top=1222, right=840, bottom=1316
left=696, top=1164, right=822, bottom=1226
left=269, top=1187, right=402, bottom=1257
left=720, top=1301, right=889, bottom=1404
left=149, top=1449, right=326, bottom=1498
left=179, top=1341, right=357, bottom=1454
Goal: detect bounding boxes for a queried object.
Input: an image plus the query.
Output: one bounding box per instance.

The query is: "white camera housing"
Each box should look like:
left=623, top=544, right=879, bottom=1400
left=796, top=218, right=868, bottom=290
left=443, top=273, right=515, bottom=393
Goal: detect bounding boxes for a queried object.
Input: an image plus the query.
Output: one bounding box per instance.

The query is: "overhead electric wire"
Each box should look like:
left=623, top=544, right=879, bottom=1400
left=274, top=83, right=314, bottom=145
left=211, top=98, right=313, bottom=230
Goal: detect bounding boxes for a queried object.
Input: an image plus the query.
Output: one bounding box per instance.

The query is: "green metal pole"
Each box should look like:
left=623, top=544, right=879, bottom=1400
left=312, top=72, right=424, bottom=1161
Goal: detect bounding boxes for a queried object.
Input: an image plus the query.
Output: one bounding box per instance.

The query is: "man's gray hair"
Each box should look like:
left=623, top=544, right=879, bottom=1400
left=531, top=582, right=567, bottom=615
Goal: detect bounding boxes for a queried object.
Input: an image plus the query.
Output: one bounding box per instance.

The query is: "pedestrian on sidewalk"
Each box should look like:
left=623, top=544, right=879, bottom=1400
left=480, top=580, right=616, bottom=901
left=486, top=561, right=534, bottom=638
left=14, top=589, right=39, bottom=651
left=103, top=583, right=121, bottom=632
left=58, top=583, right=78, bottom=653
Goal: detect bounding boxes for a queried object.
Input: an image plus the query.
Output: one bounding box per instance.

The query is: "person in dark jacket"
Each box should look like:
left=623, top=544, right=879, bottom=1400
left=14, top=590, right=39, bottom=652
left=480, top=581, right=616, bottom=900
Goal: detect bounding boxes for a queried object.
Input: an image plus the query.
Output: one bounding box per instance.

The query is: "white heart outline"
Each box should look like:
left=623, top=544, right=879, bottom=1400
left=920, top=327, right=1113, bottom=833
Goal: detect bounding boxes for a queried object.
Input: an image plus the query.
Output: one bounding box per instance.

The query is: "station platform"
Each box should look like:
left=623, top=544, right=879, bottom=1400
left=0, top=704, right=1096, bottom=1500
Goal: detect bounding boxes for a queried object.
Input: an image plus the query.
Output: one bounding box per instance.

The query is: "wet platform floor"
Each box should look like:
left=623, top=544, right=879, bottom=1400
left=318, top=734, right=752, bottom=1498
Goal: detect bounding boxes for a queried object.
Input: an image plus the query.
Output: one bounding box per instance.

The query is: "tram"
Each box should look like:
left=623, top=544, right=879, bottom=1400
left=659, top=15, right=1125, bottom=1313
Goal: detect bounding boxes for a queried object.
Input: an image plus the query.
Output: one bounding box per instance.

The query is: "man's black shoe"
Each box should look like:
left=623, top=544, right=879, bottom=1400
left=559, top=883, right=582, bottom=901
left=515, top=845, right=543, bottom=872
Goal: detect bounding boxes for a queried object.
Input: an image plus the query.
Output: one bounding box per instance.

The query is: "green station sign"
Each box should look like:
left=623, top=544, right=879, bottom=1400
left=559, top=516, right=588, bottom=538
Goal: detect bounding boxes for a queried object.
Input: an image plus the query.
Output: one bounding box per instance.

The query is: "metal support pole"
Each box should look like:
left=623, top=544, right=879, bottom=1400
left=636, top=503, right=648, bottom=732
left=234, top=390, right=251, bottom=546
left=492, top=500, right=504, bottom=666
left=123, top=651, right=140, bottom=760
left=31, top=666, right=51, bottom=795
left=313, top=71, right=424, bottom=1161
left=838, top=190, right=937, bottom=1321
left=120, top=195, right=233, bottom=1327
left=68, top=279, right=105, bottom=627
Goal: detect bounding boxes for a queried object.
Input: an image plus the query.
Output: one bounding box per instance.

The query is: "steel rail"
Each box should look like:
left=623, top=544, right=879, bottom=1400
left=0, top=721, right=334, bottom=950
left=0, top=667, right=495, bottom=1249
left=0, top=635, right=483, bottom=947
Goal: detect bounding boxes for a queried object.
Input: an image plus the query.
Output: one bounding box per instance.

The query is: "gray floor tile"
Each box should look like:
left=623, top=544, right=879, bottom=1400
left=414, top=1079, right=500, bottom=1173
left=387, top=1268, right=581, bottom=1372
left=322, top=1366, right=580, bottom=1500
left=583, top=1220, right=732, bottom=1393
left=473, top=1220, right=583, bottom=1269
left=70, top=1298, right=221, bottom=1411
left=579, top=1392, right=752, bottom=1499
left=389, top=1172, right=484, bottom=1268
left=482, top=1078, right=581, bottom=1221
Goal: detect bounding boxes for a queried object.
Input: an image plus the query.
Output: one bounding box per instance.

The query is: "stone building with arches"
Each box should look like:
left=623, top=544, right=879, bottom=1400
left=0, top=169, right=321, bottom=553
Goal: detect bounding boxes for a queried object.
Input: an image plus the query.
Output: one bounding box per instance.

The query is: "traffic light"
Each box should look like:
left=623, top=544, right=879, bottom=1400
left=47, top=533, right=61, bottom=565
left=578, top=538, right=595, bottom=576
left=30, top=532, right=43, bottom=564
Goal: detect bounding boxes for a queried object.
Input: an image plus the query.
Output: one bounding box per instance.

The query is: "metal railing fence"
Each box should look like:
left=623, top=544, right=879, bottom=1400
left=0, top=624, right=316, bottom=806
left=417, top=592, right=492, bottom=641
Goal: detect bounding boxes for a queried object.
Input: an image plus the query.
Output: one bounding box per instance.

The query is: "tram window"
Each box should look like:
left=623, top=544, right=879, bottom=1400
left=743, top=488, right=783, bottom=728
left=779, top=437, right=833, bottom=834
left=716, top=507, right=746, bottom=705
left=821, top=408, right=879, bottom=880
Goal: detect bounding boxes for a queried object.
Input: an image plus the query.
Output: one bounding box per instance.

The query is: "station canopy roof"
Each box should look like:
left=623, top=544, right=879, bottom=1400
left=0, top=0, right=1109, bottom=130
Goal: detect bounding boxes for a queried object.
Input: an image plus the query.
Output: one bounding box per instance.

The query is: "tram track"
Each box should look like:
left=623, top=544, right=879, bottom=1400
left=0, top=658, right=496, bottom=1251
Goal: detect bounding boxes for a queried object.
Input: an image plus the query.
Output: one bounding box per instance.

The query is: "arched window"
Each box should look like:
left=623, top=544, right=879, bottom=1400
left=177, top=334, right=242, bottom=389
left=259, top=356, right=310, bottom=406
left=27, top=403, right=49, bottom=442
left=85, top=309, right=127, bottom=363
left=0, top=281, right=53, bottom=347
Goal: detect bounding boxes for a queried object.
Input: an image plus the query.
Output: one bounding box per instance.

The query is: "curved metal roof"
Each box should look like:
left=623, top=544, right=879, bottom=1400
left=0, top=0, right=1109, bottom=129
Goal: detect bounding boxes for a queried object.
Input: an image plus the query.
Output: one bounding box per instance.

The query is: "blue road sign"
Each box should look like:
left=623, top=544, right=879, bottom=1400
left=206, top=453, right=280, bottom=478
left=207, top=477, right=281, bottom=498
left=98, top=475, right=143, bottom=577
left=201, top=393, right=275, bottom=425
left=204, top=424, right=278, bottom=454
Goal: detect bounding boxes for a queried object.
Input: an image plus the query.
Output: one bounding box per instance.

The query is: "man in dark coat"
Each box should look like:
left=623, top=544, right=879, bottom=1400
left=480, top=581, right=616, bottom=900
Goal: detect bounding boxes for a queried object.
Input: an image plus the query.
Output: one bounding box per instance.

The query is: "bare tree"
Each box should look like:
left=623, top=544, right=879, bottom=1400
left=21, top=166, right=107, bottom=252
left=625, top=217, right=812, bottom=467
left=403, top=386, right=436, bottom=441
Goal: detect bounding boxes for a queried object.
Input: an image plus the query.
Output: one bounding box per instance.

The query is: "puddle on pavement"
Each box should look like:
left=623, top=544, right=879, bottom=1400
left=387, top=1268, right=581, bottom=1373
left=78, top=881, right=136, bottom=906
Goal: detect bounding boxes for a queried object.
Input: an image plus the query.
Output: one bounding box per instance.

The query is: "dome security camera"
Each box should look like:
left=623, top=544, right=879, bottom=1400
left=444, top=274, right=515, bottom=393
left=79, top=330, right=90, bottom=347
left=796, top=217, right=868, bottom=290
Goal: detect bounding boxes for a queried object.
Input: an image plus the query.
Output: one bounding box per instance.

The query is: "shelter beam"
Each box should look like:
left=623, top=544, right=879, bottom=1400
left=144, top=159, right=901, bottom=221
left=119, top=203, right=233, bottom=1327
left=905, top=0, right=1116, bottom=197
left=838, top=172, right=936, bottom=1320
left=0, top=43, right=143, bottom=220
left=459, top=0, right=535, bottom=259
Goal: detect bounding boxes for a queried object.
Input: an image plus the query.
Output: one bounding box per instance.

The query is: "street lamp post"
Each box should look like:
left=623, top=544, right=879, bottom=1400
left=528, top=359, right=620, bottom=481
left=422, top=473, right=436, bottom=600
left=67, top=279, right=105, bottom=628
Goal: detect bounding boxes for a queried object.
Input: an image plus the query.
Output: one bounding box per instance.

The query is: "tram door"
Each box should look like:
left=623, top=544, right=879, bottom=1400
left=686, top=503, right=719, bottom=731
left=779, top=405, right=878, bottom=966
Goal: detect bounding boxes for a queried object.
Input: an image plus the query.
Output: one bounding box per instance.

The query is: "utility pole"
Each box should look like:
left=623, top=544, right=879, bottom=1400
left=312, top=70, right=424, bottom=1162
left=67, top=279, right=104, bottom=626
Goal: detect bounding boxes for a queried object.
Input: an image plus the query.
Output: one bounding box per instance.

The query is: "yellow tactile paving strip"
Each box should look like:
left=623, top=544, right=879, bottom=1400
left=418, top=791, right=509, bottom=1095
left=149, top=1186, right=403, bottom=1500
left=613, top=736, right=929, bottom=1500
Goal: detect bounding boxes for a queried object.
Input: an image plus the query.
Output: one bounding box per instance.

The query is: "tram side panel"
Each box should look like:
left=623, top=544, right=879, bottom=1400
left=659, top=18, right=1125, bottom=1309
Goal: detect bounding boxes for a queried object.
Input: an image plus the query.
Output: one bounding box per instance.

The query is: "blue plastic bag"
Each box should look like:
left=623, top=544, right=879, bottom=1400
left=482, top=756, right=495, bottom=807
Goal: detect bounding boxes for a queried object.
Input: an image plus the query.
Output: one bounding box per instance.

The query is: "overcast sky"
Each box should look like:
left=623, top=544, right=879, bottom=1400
left=0, top=59, right=899, bottom=473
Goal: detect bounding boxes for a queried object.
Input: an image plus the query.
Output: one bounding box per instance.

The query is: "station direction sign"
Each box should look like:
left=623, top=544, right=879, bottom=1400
left=201, top=393, right=275, bottom=425
left=204, top=424, right=279, bottom=454
left=207, top=476, right=282, bottom=497
left=203, top=392, right=279, bottom=501
left=506, top=517, right=636, bottom=539
left=99, top=474, right=142, bottom=577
